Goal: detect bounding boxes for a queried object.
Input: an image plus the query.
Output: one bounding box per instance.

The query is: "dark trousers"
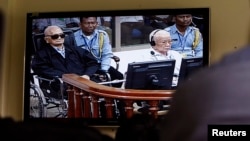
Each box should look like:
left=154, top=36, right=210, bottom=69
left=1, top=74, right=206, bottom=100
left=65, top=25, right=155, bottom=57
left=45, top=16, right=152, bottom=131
left=95, top=66, right=124, bottom=88
left=39, top=79, right=67, bottom=99
left=108, top=66, right=124, bottom=88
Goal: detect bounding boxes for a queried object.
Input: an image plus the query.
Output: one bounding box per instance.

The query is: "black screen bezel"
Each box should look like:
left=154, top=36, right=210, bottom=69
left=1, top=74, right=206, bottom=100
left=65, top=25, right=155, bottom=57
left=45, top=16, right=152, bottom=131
left=125, top=60, right=176, bottom=90
left=178, top=57, right=204, bottom=85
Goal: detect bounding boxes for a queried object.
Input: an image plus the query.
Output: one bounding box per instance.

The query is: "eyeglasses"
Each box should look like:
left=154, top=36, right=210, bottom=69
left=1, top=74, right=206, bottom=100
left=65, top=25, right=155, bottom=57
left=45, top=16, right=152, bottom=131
left=47, top=33, right=65, bottom=40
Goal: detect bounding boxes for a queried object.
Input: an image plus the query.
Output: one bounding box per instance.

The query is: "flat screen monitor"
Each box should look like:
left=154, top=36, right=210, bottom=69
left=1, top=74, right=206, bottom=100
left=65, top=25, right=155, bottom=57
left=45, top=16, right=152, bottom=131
left=125, top=60, right=175, bottom=90
left=24, top=8, right=210, bottom=126
left=178, top=57, right=204, bottom=86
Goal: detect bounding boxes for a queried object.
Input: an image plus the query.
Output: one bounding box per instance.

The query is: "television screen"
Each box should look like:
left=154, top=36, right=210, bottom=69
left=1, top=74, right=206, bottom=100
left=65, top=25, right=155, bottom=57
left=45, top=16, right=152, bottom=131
left=24, top=8, right=210, bottom=125
left=178, top=57, right=204, bottom=85
left=125, top=60, right=176, bottom=90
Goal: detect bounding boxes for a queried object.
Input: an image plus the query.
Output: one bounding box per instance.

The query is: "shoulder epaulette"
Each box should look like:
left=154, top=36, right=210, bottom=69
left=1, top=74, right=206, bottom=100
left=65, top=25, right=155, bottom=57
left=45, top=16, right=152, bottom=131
left=97, top=30, right=107, bottom=35
left=192, top=27, right=200, bottom=50
left=98, top=32, right=104, bottom=56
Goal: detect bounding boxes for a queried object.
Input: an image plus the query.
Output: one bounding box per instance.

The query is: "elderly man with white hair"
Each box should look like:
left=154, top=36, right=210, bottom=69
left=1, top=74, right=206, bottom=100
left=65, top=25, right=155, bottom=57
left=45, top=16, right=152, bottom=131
left=134, top=29, right=183, bottom=113
left=139, top=29, right=183, bottom=85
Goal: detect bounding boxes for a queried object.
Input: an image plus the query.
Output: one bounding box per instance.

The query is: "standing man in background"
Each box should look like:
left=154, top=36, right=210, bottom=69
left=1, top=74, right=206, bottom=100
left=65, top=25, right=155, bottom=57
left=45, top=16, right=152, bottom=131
left=164, top=14, right=203, bottom=57
left=74, top=17, right=124, bottom=118
left=74, top=16, right=124, bottom=88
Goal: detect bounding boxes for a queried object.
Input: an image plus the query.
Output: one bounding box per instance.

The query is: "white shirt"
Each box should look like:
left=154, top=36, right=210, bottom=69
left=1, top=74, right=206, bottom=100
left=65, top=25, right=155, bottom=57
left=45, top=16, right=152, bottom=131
left=52, top=46, right=65, bottom=58
left=138, top=48, right=182, bottom=75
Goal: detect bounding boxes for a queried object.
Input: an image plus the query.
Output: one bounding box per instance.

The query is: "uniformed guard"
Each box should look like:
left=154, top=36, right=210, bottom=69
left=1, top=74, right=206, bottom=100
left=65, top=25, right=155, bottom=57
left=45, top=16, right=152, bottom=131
left=164, top=14, right=203, bottom=58
left=74, top=16, right=124, bottom=88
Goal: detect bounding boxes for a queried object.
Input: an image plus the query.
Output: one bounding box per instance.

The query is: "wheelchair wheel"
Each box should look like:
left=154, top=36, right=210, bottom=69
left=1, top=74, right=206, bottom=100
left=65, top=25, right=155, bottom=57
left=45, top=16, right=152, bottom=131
left=29, top=83, right=47, bottom=118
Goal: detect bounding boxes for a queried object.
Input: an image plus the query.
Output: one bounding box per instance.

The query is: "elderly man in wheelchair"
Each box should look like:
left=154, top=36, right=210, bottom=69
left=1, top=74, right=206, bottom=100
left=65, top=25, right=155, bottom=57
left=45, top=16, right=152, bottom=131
left=31, top=25, right=121, bottom=118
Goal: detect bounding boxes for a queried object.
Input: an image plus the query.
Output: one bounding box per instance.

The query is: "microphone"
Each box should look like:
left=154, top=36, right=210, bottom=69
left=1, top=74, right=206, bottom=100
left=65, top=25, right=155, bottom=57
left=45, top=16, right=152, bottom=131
left=150, top=51, right=155, bottom=55
left=150, top=50, right=158, bottom=61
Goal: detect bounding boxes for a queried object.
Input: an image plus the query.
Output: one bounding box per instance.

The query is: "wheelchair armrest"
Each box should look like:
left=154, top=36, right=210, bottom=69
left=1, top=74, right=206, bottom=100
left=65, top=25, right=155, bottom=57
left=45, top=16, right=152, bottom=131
left=112, top=55, right=120, bottom=62
left=35, top=76, right=56, bottom=83
left=34, top=75, right=65, bottom=101
left=35, top=75, right=62, bottom=84
left=111, top=55, right=120, bottom=70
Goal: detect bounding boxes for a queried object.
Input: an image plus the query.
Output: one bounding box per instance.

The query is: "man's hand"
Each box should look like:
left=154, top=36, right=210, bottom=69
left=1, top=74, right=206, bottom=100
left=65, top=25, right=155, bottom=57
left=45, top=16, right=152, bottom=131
left=81, top=75, right=90, bottom=80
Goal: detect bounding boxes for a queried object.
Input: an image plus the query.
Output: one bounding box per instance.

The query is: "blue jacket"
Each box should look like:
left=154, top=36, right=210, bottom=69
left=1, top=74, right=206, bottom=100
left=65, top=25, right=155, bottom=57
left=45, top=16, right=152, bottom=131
left=74, top=29, right=113, bottom=71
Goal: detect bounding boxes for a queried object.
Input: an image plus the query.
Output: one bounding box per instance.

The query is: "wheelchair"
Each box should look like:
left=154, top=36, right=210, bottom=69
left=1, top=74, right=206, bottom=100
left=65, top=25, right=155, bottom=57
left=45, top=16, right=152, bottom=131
left=29, top=28, right=123, bottom=118
left=29, top=30, right=74, bottom=118
left=29, top=74, right=68, bottom=118
left=29, top=81, right=47, bottom=118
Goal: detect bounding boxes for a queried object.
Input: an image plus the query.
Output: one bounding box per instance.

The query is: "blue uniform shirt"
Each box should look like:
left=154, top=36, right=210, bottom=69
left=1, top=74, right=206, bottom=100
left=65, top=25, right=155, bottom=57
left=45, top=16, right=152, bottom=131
left=74, top=29, right=113, bottom=71
left=164, top=24, right=203, bottom=57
